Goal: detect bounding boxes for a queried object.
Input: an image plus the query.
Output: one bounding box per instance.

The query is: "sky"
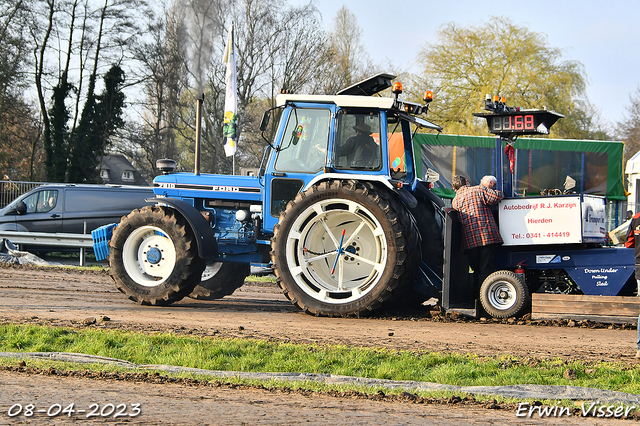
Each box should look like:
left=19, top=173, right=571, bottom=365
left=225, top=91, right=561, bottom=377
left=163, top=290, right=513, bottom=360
left=297, top=0, right=640, bottom=130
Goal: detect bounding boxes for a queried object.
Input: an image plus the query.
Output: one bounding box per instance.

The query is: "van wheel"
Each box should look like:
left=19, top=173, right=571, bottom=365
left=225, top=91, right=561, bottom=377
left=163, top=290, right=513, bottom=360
left=108, top=206, right=204, bottom=305
left=479, top=270, right=530, bottom=318
left=189, top=262, right=249, bottom=300
left=271, top=179, right=419, bottom=317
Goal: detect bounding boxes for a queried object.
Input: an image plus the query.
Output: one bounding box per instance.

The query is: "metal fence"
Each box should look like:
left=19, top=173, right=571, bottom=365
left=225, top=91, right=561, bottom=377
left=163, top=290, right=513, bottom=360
left=0, top=180, right=47, bottom=208
left=0, top=230, right=94, bottom=266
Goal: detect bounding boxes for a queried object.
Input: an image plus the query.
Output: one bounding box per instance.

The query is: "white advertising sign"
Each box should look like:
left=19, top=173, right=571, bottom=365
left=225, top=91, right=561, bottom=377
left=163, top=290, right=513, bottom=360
left=581, top=195, right=607, bottom=242
left=499, top=196, right=583, bottom=245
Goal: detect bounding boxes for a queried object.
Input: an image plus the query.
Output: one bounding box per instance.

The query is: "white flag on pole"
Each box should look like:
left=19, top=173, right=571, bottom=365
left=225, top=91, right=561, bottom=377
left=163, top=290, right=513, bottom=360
left=222, top=23, right=237, bottom=157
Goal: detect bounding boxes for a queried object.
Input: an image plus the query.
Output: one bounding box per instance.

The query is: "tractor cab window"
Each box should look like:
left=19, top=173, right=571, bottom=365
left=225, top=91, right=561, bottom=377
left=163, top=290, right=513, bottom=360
left=334, top=110, right=381, bottom=170
left=274, top=108, right=330, bottom=173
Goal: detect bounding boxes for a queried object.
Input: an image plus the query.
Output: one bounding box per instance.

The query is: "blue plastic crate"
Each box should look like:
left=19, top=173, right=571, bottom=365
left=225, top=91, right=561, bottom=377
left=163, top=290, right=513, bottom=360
left=91, top=223, right=117, bottom=261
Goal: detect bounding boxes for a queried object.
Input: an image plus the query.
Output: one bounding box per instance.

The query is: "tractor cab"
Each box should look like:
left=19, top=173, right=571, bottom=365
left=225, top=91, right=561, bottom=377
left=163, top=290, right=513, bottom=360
left=260, top=73, right=442, bottom=232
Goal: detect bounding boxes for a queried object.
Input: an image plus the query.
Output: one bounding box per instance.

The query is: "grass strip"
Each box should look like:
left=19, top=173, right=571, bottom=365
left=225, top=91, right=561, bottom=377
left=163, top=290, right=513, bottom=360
left=1, top=323, right=639, bottom=395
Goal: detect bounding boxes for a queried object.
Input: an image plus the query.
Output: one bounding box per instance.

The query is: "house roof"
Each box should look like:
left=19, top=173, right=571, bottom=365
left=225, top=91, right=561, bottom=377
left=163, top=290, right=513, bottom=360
left=98, top=154, right=148, bottom=186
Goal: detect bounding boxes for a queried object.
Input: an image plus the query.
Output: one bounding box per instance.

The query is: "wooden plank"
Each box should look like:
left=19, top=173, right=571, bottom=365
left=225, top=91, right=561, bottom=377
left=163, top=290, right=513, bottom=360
left=531, top=293, right=640, bottom=324
left=533, top=297, right=640, bottom=307
left=532, top=294, right=639, bottom=303
left=531, top=313, right=638, bottom=324
left=534, top=304, right=639, bottom=316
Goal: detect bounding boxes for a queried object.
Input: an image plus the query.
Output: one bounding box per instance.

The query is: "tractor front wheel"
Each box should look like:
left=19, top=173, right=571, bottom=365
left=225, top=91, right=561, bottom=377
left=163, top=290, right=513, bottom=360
left=108, top=206, right=205, bottom=305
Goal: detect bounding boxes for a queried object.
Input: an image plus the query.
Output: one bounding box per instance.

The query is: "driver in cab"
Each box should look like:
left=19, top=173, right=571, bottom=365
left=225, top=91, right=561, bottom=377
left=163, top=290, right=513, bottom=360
left=338, top=123, right=380, bottom=168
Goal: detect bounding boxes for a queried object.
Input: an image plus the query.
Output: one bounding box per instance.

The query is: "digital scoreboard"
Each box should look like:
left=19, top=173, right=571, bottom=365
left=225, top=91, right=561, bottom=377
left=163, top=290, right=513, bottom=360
left=473, top=109, right=564, bottom=137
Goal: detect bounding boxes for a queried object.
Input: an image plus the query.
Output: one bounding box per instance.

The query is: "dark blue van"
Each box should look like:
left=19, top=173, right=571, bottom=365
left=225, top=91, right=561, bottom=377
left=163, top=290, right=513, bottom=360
left=0, top=184, right=153, bottom=234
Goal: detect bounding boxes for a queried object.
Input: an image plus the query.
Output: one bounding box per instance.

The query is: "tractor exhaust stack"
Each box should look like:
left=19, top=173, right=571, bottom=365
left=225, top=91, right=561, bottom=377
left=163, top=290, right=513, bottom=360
left=194, top=93, right=204, bottom=175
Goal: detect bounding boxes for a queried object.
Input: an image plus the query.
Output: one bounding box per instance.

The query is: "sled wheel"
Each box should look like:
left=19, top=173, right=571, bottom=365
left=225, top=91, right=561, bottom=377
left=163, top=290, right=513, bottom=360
left=479, top=270, right=530, bottom=318
left=271, top=179, right=419, bottom=317
left=188, top=262, right=250, bottom=300
left=108, top=206, right=204, bottom=305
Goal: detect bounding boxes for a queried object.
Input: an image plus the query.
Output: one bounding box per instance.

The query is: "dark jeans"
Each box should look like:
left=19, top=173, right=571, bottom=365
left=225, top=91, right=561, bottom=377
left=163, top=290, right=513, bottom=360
left=465, top=244, right=498, bottom=290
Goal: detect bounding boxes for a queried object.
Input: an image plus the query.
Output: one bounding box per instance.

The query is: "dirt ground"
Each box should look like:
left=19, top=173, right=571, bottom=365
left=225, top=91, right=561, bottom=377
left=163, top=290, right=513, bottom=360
left=0, top=264, right=638, bottom=424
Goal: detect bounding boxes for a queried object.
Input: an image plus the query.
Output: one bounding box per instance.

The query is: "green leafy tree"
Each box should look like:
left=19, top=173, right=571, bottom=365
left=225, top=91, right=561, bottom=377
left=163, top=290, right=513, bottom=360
left=68, top=65, right=125, bottom=183
left=44, top=79, right=73, bottom=182
left=413, top=16, right=606, bottom=139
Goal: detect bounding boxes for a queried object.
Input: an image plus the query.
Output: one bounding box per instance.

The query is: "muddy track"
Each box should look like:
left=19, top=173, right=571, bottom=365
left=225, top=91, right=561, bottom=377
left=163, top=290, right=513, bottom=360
left=0, top=263, right=638, bottom=364
left=1, top=263, right=639, bottom=425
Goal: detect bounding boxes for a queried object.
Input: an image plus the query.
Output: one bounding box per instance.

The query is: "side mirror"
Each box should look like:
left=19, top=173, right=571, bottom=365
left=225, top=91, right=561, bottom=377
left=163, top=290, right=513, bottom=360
left=260, top=110, right=271, bottom=132
left=424, top=168, right=440, bottom=183
left=563, top=175, right=576, bottom=191
left=15, top=201, right=27, bottom=215
left=291, top=130, right=300, bottom=145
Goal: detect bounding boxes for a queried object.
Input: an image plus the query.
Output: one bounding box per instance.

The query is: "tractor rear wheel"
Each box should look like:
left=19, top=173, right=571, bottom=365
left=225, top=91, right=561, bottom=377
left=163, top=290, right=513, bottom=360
left=108, top=206, right=205, bottom=305
left=271, top=180, right=419, bottom=317
left=188, top=262, right=250, bottom=300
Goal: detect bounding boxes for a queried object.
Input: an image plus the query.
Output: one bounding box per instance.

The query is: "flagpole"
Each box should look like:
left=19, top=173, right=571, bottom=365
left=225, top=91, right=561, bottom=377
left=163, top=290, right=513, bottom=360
left=222, top=22, right=238, bottom=174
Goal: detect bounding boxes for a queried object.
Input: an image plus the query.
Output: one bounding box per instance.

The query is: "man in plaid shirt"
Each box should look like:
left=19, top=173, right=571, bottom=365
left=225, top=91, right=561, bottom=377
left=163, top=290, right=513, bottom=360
left=624, top=212, right=640, bottom=359
left=452, top=175, right=504, bottom=290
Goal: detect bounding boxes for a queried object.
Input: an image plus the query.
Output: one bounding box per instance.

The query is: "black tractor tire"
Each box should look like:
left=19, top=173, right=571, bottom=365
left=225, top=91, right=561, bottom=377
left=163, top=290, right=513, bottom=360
left=411, top=182, right=445, bottom=278
left=108, top=205, right=205, bottom=306
left=384, top=185, right=444, bottom=311
left=271, top=179, right=420, bottom=317
left=479, top=270, right=531, bottom=318
left=188, top=262, right=250, bottom=300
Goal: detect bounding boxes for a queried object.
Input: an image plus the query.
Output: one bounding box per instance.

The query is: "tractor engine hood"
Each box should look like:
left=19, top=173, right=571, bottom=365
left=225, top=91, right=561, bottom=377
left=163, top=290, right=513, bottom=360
left=153, top=172, right=263, bottom=203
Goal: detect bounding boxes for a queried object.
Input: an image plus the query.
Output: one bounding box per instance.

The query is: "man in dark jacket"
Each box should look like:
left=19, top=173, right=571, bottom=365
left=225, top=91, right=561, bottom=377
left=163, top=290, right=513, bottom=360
left=624, top=212, right=640, bottom=359
left=339, top=123, right=380, bottom=168
left=452, top=175, right=504, bottom=290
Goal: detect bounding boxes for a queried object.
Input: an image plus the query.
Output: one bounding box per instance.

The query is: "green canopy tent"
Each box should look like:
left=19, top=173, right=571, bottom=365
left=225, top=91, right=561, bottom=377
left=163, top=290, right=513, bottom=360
left=413, top=133, right=627, bottom=229
left=414, top=134, right=625, bottom=201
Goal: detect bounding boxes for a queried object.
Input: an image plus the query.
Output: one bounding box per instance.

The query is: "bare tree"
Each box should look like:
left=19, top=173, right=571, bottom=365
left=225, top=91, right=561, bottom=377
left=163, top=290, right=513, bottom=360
left=618, top=88, right=640, bottom=164
left=0, top=0, right=44, bottom=180
left=0, top=0, right=30, bottom=96
left=27, top=0, right=149, bottom=182
left=269, top=3, right=325, bottom=95
left=124, top=0, right=325, bottom=176
left=318, top=5, right=372, bottom=95
left=222, top=0, right=325, bottom=170
left=117, top=1, right=190, bottom=176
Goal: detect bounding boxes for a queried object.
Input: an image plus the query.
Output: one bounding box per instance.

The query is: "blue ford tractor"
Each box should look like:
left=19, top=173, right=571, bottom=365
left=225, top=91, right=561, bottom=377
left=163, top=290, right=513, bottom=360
left=94, top=73, right=446, bottom=316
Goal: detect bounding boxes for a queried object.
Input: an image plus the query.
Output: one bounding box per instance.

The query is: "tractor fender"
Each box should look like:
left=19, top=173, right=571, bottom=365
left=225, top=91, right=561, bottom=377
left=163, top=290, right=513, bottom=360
left=414, top=181, right=445, bottom=209
left=304, top=173, right=395, bottom=192
left=304, top=173, right=418, bottom=208
left=145, top=197, right=218, bottom=260
left=396, top=187, right=418, bottom=208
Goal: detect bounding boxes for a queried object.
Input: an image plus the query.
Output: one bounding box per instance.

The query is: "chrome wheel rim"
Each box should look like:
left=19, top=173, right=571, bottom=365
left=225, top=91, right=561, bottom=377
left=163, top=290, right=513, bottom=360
left=285, top=198, right=387, bottom=304
left=486, top=280, right=517, bottom=310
